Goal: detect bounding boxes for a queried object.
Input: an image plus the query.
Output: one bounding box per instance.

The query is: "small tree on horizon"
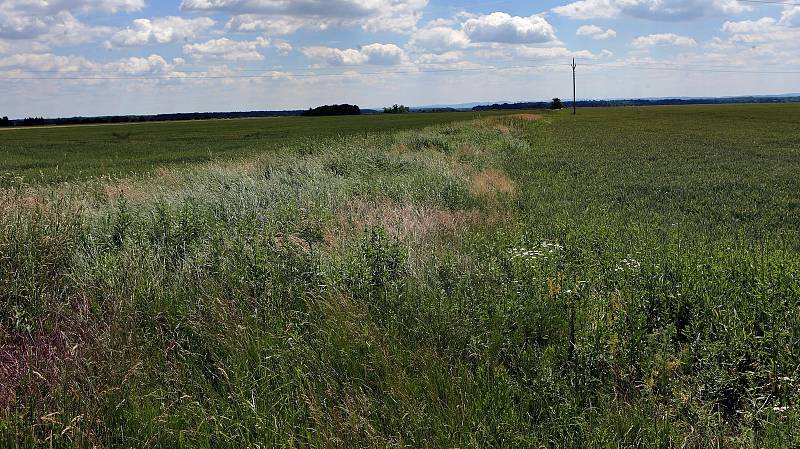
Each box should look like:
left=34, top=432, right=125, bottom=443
left=384, top=104, right=410, bottom=114
left=550, top=98, right=563, bottom=110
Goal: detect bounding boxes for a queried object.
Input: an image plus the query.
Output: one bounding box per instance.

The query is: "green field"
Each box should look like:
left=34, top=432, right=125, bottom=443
left=1, top=104, right=799, bottom=447
left=0, top=112, right=513, bottom=184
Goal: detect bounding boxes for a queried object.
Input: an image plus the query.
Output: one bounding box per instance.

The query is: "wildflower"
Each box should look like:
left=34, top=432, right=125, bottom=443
left=615, top=256, right=642, bottom=273
left=508, top=241, right=564, bottom=263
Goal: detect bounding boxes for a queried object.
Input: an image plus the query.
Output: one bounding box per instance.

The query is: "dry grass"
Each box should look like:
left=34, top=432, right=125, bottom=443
left=509, top=113, right=543, bottom=121
left=326, top=199, right=486, bottom=246
left=102, top=180, right=146, bottom=201
left=274, top=233, right=312, bottom=253
left=470, top=168, right=516, bottom=196
left=470, top=114, right=542, bottom=136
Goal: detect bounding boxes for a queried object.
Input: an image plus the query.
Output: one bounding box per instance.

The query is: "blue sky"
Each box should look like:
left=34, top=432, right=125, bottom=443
left=1, top=0, right=799, bottom=117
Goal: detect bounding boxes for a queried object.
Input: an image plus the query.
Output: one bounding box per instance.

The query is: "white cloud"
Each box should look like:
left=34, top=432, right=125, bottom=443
left=108, top=17, right=216, bottom=47
left=0, top=0, right=141, bottom=51
left=781, top=6, right=800, bottom=27
left=409, top=26, right=470, bottom=52
left=184, top=37, right=272, bottom=62
left=721, top=17, right=800, bottom=47
left=0, top=0, right=144, bottom=15
left=576, top=25, right=616, bottom=40
left=181, top=0, right=428, bottom=34
left=553, top=0, right=749, bottom=21
left=360, top=43, right=406, bottom=65
left=302, top=43, right=406, bottom=65
left=514, top=46, right=602, bottom=60
left=103, top=55, right=184, bottom=75
left=0, top=52, right=182, bottom=76
left=0, top=11, right=113, bottom=50
left=225, top=15, right=307, bottom=35
left=416, top=51, right=464, bottom=64
left=463, top=12, right=557, bottom=44
left=631, top=33, right=697, bottom=48
left=273, top=41, right=293, bottom=55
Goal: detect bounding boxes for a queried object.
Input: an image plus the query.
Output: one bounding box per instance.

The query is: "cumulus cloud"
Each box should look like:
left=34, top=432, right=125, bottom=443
left=631, top=33, right=697, bottom=48
left=553, top=0, right=749, bottom=21
left=409, top=12, right=558, bottom=56
left=302, top=43, right=406, bottom=65
left=409, top=26, right=470, bottom=52
left=0, top=0, right=141, bottom=51
left=225, top=15, right=307, bottom=34
left=184, top=37, right=272, bottom=62
left=463, top=12, right=557, bottom=44
left=416, top=51, right=463, bottom=64
left=108, top=17, right=216, bottom=47
left=0, top=11, right=112, bottom=48
left=576, top=25, right=616, bottom=40
left=514, top=46, right=603, bottom=60
left=722, top=17, right=800, bottom=44
left=181, top=0, right=428, bottom=34
left=273, top=41, right=293, bottom=55
left=0, top=52, right=182, bottom=76
left=779, top=6, right=800, bottom=27
left=0, top=0, right=144, bottom=15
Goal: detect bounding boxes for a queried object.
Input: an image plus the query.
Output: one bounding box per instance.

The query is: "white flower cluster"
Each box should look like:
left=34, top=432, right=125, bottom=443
left=509, top=241, right=564, bottom=262
left=615, top=256, right=642, bottom=273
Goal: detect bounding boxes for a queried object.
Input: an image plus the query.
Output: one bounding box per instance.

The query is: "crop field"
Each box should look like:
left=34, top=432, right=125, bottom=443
left=0, top=111, right=514, bottom=185
left=1, top=104, right=799, bottom=447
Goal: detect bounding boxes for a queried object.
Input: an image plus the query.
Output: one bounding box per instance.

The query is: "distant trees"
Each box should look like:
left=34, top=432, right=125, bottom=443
left=550, top=98, right=563, bottom=110
left=22, top=117, right=46, bottom=126
left=301, top=104, right=361, bottom=117
left=383, top=104, right=410, bottom=114
left=0, top=117, right=10, bottom=127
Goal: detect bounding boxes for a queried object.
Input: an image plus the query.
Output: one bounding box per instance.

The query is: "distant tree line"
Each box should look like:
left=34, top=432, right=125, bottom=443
left=23, top=117, right=46, bottom=126
left=0, top=116, right=10, bottom=127
left=301, top=104, right=361, bottom=117
left=414, top=108, right=458, bottom=113
left=0, top=110, right=319, bottom=127
left=383, top=104, right=410, bottom=114
left=474, top=96, right=800, bottom=111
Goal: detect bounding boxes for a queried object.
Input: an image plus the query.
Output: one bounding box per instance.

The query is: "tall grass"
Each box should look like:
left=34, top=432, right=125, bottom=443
left=1, top=106, right=799, bottom=447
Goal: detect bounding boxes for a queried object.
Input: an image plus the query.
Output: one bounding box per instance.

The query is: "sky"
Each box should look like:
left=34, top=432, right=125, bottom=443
left=1, top=0, right=799, bottom=118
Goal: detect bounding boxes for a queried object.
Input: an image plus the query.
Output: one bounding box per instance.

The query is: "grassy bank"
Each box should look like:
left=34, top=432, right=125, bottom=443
left=1, top=105, right=799, bottom=447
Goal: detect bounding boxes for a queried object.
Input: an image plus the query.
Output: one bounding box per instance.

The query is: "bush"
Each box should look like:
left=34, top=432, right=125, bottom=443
left=383, top=104, right=410, bottom=114
left=301, top=104, right=361, bottom=117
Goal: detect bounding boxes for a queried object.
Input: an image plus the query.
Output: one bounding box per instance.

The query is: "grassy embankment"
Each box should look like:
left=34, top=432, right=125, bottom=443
left=1, top=104, right=799, bottom=447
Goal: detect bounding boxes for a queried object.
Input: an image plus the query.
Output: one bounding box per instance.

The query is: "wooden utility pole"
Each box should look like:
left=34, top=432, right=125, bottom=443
left=571, top=58, right=577, bottom=115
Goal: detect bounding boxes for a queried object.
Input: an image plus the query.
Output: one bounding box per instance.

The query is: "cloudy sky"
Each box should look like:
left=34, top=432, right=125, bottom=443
left=1, top=0, right=799, bottom=117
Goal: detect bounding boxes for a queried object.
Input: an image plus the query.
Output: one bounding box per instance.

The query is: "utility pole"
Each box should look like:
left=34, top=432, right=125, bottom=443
left=571, top=58, right=577, bottom=115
